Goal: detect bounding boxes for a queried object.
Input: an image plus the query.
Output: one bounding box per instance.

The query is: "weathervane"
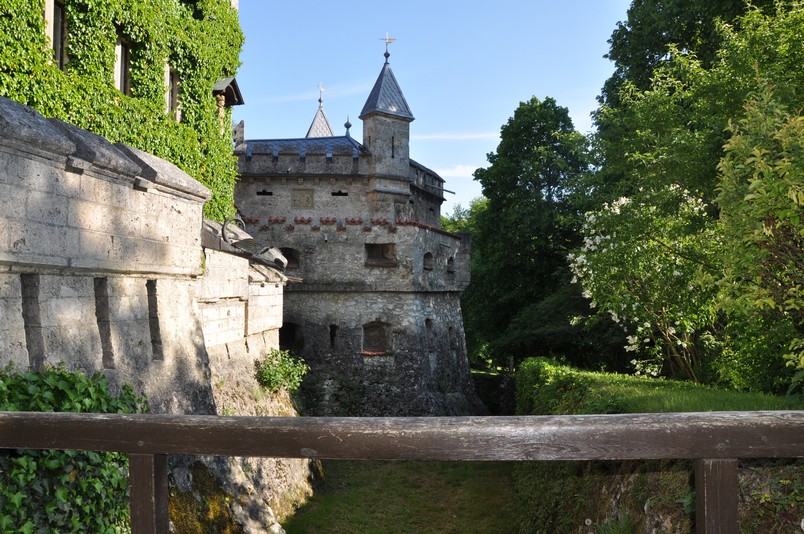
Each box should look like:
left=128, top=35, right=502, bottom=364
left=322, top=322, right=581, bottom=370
left=379, top=32, right=396, bottom=62
left=317, top=82, right=325, bottom=107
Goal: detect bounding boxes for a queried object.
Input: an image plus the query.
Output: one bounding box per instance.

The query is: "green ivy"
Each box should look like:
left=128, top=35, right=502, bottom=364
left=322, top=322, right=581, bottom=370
left=255, top=349, right=309, bottom=393
left=0, top=0, right=243, bottom=220
left=0, top=365, right=148, bottom=532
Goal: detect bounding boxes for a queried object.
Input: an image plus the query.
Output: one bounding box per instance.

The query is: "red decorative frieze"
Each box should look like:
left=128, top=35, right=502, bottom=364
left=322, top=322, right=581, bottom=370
left=320, top=217, right=337, bottom=225
left=267, top=216, right=286, bottom=224
left=345, top=217, right=363, bottom=225
left=294, top=216, right=313, bottom=224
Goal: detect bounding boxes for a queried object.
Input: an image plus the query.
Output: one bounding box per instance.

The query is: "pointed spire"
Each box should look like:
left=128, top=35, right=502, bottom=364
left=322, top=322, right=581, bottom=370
left=359, top=38, right=414, bottom=122
left=306, top=83, right=335, bottom=137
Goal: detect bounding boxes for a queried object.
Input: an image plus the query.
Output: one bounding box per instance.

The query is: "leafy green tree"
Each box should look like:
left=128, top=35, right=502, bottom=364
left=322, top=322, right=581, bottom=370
left=717, top=87, right=804, bottom=390
left=601, top=0, right=772, bottom=107
left=576, top=2, right=803, bottom=389
left=464, top=97, right=624, bottom=369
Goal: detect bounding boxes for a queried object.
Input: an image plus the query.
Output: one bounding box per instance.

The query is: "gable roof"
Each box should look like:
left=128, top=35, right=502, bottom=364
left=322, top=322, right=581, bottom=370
left=359, top=56, right=414, bottom=121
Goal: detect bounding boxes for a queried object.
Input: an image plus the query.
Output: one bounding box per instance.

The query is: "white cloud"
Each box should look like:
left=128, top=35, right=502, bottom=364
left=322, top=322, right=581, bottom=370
left=434, top=164, right=480, bottom=178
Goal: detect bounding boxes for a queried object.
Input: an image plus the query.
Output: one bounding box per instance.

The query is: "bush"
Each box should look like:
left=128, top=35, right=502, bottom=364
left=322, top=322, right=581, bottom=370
left=254, top=349, right=309, bottom=393
left=0, top=365, right=148, bottom=532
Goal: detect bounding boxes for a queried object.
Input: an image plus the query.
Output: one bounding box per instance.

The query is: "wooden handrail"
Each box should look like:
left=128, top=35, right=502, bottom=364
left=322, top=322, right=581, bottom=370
left=1, top=410, right=803, bottom=532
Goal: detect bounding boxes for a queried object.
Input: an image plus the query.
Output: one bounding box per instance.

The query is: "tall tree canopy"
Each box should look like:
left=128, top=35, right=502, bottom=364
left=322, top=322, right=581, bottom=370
left=601, top=0, right=772, bottom=107
left=463, top=97, right=625, bottom=369
left=574, top=2, right=803, bottom=391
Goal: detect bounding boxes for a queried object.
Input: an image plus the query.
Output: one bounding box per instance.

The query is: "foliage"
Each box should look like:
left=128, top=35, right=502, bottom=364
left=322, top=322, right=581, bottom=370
left=574, top=3, right=804, bottom=390
left=570, top=187, right=723, bottom=382
left=254, top=349, right=309, bottom=393
left=600, top=0, right=773, bottom=107
left=515, top=357, right=800, bottom=416
left=716, top=87, right=804, bottom=390
left=512, top=358, right=802, bottom=532
left=0, top=0, right=243, bottom=220
left=0, top=365, right=148, bottom=532
left=463, top=97, right=616, bottom=369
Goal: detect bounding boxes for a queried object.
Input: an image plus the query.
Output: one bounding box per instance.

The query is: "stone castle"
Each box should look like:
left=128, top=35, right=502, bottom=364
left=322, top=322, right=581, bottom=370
left=235, top=50, right=483, bottom=416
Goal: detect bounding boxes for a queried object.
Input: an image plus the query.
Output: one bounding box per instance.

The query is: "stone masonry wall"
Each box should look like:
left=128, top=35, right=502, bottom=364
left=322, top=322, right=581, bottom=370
left=0, top=97, right=310, bottom=533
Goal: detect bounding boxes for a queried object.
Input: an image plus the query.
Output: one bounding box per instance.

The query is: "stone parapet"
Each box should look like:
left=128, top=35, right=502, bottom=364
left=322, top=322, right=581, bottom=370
left=0, top=97, right=209, bottom=277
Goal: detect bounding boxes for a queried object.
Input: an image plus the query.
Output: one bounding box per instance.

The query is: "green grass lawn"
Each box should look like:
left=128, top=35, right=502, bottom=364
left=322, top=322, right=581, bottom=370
left=282, top=461, right=520, bottom=534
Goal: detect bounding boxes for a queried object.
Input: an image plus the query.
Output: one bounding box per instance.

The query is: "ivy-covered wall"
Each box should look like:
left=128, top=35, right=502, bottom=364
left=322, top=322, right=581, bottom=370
left=0, top=0, right=243, bottom=220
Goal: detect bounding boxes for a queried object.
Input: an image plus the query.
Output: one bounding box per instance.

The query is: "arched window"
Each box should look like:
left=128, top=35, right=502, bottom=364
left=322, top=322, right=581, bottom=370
left=279, top=322, right=303, bottom=352
left=447, top=256, right=455, bottom=274
left=280, top=247, right=300, bottom=270
left=362, top=321, right=390, bottom=355
left=423, top=252, right=434, bottom=271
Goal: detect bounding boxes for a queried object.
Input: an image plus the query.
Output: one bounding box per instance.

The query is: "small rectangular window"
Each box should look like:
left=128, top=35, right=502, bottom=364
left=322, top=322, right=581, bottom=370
left=114, top=35, right=131, bottom=95
left=331, top=191, right=349, bottom=197
left=45, top=0, right=68, bottom=70
left=256, top=190, right=273, bottom=196
left=165, top=63, right=180, bottom=120
left=365, top=243, right=397, bottom=267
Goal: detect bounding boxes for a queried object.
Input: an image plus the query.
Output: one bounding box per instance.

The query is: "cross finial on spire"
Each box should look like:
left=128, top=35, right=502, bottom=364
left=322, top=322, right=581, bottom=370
left=317, top=82, right=325, bottom=106
left=379, top=32, right=396, bottom=62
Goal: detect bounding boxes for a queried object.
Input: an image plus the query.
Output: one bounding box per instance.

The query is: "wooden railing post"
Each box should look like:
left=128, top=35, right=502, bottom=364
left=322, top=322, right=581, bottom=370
left=695, top=458, right=738, bottom=534
left=128, top=453, right=169, bottom=533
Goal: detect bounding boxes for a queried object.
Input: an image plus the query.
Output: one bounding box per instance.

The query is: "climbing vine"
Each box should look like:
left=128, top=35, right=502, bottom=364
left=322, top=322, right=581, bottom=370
left=0, top=0, right=243, bottom=220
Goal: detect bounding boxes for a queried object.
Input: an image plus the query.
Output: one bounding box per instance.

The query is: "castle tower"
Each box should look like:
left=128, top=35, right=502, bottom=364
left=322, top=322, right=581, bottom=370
left=359, top=48, right=413, bottom=177
left=234, top=46, right=481, bottom=417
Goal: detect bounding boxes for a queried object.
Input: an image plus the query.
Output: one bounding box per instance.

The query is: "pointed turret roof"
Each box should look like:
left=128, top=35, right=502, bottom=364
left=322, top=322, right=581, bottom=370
left=306, top=84, right=335, bottom=138
left=306, top=105, right=334, bottom=137
left=359, top=51, right=414, bottom=122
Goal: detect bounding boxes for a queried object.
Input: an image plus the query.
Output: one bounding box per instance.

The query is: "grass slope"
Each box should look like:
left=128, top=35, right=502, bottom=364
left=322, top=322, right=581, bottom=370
left=283, top=461, right=519, bottom=533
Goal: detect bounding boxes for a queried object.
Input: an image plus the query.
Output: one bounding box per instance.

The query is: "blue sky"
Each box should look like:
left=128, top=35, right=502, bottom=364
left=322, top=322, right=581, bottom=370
left=232, top=1, right=632, bottom=214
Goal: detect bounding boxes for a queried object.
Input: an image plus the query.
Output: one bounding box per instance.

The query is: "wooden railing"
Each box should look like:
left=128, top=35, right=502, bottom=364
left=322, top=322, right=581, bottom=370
left=2, top=410, right=803, bottom=533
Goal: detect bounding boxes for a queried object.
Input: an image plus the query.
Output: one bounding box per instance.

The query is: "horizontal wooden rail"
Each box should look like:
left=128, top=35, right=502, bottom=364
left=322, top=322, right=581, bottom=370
left=1, top=410, right=802, bottom=533
left=1, top=411, right=802, bottom=460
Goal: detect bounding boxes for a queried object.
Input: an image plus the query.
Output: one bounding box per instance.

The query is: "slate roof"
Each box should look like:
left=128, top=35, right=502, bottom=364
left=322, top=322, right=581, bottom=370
left=359, top=56, right=414, bottom=121
left=241, top=135, right=365, bottom=159
left=305, top=105, right=335, bottom=138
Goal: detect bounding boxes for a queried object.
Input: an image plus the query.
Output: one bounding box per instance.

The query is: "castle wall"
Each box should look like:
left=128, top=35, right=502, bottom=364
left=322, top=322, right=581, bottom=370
left=236, top=139, right=482, bottom=415
left=0, top=97, right=311, bottom=531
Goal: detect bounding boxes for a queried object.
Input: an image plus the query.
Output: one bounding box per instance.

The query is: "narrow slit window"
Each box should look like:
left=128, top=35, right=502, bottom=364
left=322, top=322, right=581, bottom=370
left=20, top=274, right=45, bottom=370
left=94, top=277, right=115, bottom=369
left=256, top=190, right=273, bottom=196
left=114, top=35, right=131, bottom=95
left=331, top=191, right=349, bottom=197
left=146, top=280, right=163, bottom=360
left=51, top=1, right=68, bottom=69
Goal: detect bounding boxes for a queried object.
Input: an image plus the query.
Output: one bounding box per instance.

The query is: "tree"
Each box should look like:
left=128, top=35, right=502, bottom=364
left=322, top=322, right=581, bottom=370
left=717, top=87, right=804, bottom=391
left=576, top=2, right=803, bottom=389
left=601, top=0, right=772, bottom=107
left=464, top=97, right=623, bottom=369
